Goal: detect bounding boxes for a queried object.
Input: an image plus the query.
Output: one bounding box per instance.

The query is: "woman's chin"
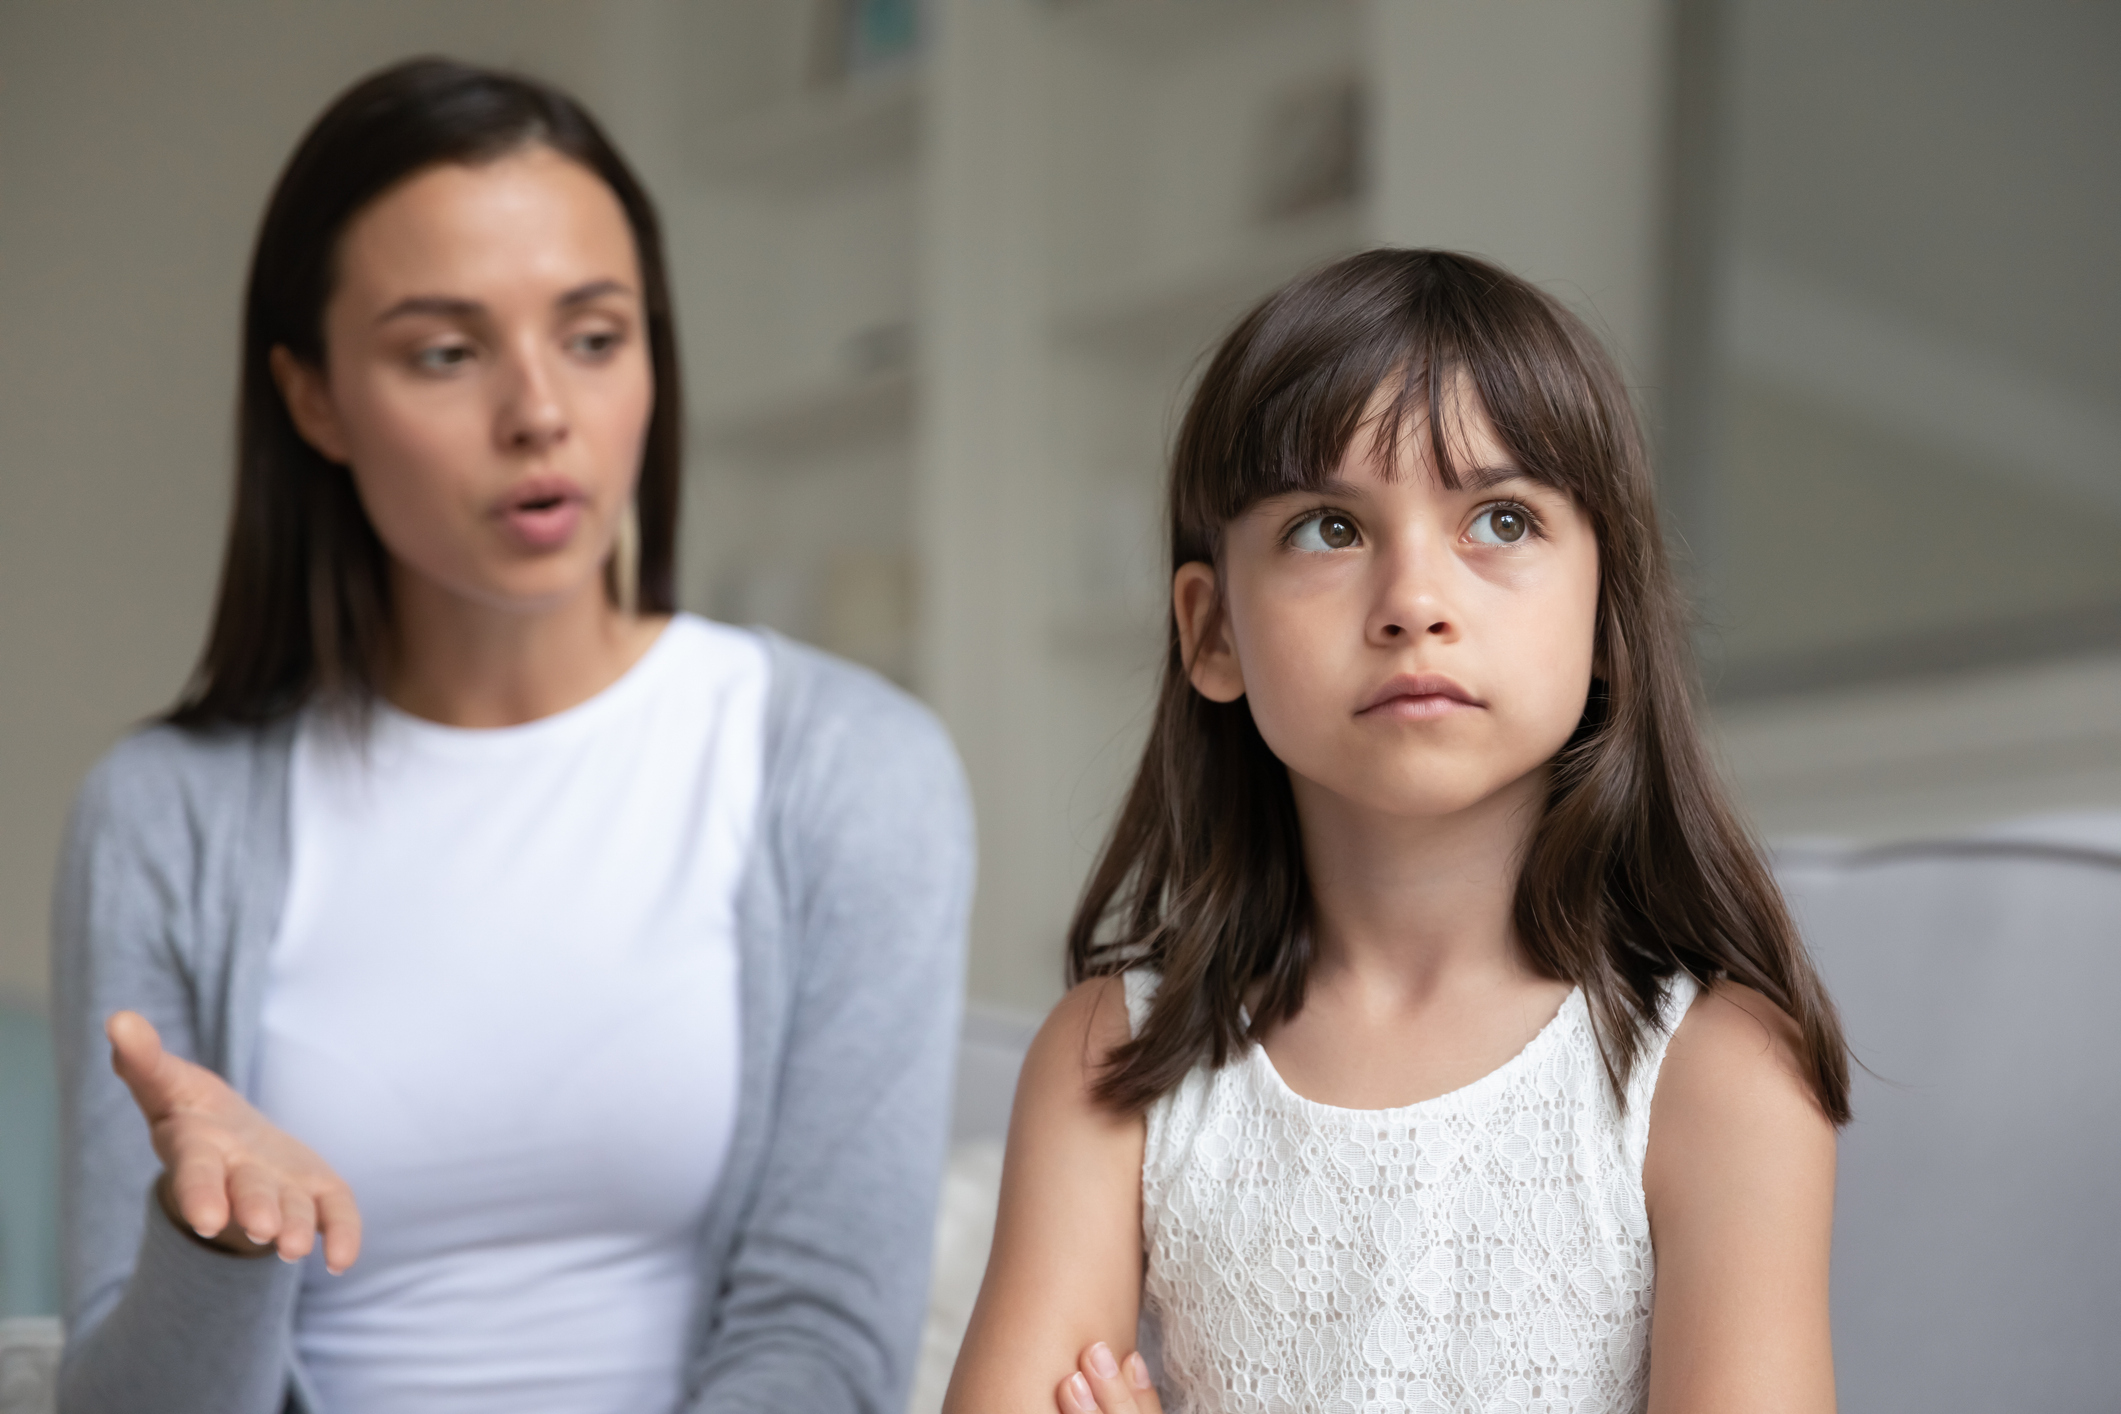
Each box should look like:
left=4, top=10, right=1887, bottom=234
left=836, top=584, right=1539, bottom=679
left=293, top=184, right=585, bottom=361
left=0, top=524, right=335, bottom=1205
left=396, top=556, right=618, bottom=622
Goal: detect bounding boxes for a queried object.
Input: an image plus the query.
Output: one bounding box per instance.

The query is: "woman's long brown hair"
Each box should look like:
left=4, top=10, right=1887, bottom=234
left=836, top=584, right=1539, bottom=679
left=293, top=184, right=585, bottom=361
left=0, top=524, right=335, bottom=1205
left=168, top=58, right=682, bottom=728
left=1068, top=249, right=1850, bottom=1125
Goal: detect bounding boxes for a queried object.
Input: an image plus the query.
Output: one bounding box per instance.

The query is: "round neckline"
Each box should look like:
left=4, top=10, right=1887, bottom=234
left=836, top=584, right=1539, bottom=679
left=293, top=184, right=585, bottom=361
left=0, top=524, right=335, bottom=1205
left=1247, top=985, right=1585, bottom=1119
left=370, top=614, right=690, bottom=752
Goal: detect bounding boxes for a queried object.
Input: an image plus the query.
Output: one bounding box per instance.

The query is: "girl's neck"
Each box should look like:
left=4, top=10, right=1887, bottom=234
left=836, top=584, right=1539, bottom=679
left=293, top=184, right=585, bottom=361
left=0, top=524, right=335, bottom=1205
left=1292, top=765, right=1548, bottom=1000
left=383, top=566, right=667, bottom=729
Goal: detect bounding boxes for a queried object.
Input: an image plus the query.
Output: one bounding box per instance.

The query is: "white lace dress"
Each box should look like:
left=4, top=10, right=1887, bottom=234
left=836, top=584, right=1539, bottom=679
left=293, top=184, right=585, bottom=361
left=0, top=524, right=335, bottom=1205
left=1125, top=971, right=1699, bottom=1414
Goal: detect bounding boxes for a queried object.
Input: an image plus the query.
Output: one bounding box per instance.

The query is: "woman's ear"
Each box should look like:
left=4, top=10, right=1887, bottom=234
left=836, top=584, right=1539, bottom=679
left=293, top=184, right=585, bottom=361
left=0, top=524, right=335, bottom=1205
left=1173, top=561, right=1245, bottom=703
left=269, top=346, right=351, bottom=465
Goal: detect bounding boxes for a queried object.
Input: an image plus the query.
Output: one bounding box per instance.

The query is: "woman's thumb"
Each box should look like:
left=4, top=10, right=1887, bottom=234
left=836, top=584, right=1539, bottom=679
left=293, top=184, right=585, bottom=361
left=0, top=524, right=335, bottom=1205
left=106, top=1010, right=174, bottom=1111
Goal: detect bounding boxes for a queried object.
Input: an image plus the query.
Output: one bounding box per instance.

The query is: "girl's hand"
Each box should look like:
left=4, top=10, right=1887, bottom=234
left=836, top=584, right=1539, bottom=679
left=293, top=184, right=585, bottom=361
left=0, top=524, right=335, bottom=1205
left=1057, top=1342, right=1161, bottom=1414
left=106, top=1009, right=363, bottom=1272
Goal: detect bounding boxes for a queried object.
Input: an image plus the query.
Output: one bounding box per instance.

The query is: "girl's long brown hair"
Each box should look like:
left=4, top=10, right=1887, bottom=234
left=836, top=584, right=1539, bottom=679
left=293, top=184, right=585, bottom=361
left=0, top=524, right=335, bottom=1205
left=1068, top=249, right=1850, bottom=1125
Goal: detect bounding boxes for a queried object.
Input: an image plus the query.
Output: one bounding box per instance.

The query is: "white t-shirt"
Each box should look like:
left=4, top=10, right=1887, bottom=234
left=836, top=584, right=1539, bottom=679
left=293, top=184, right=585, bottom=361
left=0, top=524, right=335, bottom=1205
left=253, top=615, right=768, bottom=1414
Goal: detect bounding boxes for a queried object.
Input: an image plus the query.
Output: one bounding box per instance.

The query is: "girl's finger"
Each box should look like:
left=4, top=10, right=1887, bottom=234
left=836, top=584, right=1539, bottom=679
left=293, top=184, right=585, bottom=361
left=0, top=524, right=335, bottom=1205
left=1058, top=1371, right=1102, bottom=1413
left=1069, top=1342, right=1143, bottom=1414
left=1122, top=1352, right=1163, bottom=1413
left=314, top=1180, right=364, bottom=1275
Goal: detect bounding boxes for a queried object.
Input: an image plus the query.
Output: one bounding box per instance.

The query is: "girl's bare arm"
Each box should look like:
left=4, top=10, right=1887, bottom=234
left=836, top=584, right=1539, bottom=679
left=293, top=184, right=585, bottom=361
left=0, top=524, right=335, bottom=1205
left=945, top=977, right=1154, bottom=1414
left=1644, top=983, right=1839, bottom=1413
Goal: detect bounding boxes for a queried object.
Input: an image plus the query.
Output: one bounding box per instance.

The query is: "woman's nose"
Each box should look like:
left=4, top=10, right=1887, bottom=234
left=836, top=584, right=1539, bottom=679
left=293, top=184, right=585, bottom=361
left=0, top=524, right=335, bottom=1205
left=496, top=345, right=568, bottom=453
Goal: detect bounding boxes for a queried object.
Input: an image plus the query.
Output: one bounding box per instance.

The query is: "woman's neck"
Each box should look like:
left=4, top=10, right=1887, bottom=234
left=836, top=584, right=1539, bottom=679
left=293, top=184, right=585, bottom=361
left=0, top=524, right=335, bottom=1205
left=1292, top=765, right=1549, bottom=1001
left=383, top=567, right=668, bottom=728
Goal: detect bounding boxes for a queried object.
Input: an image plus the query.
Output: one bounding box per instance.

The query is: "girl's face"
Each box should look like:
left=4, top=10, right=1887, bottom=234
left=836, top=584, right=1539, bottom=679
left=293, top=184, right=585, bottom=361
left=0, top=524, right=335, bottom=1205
left=273, top=145, right=652, bottom=616
left=1176, top=385, right=1601, bottom=825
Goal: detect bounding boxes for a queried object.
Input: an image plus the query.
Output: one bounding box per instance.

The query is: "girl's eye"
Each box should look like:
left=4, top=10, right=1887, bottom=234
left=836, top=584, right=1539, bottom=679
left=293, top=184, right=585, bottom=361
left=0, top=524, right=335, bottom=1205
left=1469, top=504, right=1532, bottom=546
left=1290, top=512, right=1360, bottom=552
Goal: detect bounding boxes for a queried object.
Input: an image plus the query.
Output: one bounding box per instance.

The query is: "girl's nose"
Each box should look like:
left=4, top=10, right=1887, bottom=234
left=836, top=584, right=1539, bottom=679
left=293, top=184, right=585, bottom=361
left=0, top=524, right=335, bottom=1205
left=1370, top=539, right=1458, bottom=644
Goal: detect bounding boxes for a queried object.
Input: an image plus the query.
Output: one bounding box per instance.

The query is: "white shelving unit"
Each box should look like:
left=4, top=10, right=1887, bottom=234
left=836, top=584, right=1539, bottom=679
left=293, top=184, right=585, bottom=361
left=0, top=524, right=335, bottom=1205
left=691, top=68, right=921, bottom=190
left=1050, top=203, right=1369, bottom=358
left=673, top=9, right=925, bottom=688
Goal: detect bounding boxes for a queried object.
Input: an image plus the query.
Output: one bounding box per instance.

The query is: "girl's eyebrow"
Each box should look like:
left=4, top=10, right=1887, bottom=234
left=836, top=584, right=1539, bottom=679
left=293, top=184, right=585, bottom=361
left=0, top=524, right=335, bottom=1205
left=1295, top=466, right=1534, bottom=497
left=1455, top=464, right=1536, bottom=492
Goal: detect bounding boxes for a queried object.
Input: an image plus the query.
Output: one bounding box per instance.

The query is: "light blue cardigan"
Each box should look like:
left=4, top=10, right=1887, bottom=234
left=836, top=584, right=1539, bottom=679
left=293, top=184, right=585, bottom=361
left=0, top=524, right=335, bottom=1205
left=51, top=632, right=974, bottom=1414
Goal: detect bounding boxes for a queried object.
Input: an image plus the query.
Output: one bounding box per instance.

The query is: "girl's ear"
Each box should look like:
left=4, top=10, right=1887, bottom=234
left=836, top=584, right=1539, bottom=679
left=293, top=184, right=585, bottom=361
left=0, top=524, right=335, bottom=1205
left=1173, top=561, right=1245, bottom=703
left=269, top=345, right=353, bottom=465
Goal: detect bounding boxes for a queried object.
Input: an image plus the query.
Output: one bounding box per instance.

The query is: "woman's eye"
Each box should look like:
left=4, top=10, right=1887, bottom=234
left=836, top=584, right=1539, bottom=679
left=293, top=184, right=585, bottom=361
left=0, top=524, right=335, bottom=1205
left=569, top=329, right=623, bottom=359
left=1469, top=505, right=1532, bottom=546
left=1290, top=512, right=1360, bottom=552
left=412, top=343, right=474, bottom=373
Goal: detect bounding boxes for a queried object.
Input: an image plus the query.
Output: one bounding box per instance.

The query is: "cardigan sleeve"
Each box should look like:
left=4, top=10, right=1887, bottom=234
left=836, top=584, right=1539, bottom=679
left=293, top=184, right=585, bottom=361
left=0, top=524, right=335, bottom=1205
left=686, top=652, right=975, bottom=1414
left=51, top=730, right=302, bottom=1414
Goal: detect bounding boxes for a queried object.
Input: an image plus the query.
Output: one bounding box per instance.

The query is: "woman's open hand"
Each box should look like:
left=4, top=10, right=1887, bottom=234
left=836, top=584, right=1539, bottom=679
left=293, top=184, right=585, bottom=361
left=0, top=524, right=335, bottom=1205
left=1057, top=1342, right=1161, bottom=1414
left=106, top=1009, right=362, bottom=1272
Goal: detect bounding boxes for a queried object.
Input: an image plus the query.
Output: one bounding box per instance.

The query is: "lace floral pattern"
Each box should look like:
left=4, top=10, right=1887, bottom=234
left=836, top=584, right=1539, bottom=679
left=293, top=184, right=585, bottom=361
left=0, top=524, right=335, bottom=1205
left=1128, top=974, right=1695, bottom=1414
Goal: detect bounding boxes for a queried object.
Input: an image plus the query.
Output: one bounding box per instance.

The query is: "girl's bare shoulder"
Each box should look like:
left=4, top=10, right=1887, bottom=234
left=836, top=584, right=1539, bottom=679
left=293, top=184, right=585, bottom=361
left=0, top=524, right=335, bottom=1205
left=1663, top=980, right=1815, bottom=1106
left=1015, top=973, right=1139, bottom=1115
left=1645, top=979, right=1836, bottom=1210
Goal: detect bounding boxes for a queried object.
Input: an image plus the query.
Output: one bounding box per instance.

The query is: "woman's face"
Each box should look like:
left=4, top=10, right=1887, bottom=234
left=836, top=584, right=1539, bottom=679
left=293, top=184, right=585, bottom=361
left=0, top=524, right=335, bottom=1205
left=275, top=145, right=652, bottom=616
left=1176, top=385, right=1601, bottom=826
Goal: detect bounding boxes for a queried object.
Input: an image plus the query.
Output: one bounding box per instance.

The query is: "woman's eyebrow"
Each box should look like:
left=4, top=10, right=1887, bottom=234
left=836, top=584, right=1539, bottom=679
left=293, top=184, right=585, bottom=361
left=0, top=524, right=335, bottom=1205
left=375, top=294, right=482, bottom=325
left=374, top=280, right=634, bottom=326
left=556, top=278, right=635, bottom=308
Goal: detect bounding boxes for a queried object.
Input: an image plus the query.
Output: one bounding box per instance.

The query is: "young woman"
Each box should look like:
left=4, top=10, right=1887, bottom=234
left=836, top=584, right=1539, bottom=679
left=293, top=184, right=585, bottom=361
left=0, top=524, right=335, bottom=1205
left=945, top=250, right=1848, bottom=1414
left=52, top=59, right=972, bottom=1414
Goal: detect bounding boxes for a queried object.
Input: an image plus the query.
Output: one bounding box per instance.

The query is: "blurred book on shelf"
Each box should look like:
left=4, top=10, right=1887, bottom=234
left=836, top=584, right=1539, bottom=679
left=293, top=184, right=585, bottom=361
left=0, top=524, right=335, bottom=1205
left=809, top=0, right=924, bottom=88
left=1254, top=72, right=1367, bottom=223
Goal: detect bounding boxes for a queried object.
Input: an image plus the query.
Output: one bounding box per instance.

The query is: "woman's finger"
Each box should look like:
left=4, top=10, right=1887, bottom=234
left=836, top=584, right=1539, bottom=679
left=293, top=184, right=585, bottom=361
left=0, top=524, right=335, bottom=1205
left=314, top=1180, right=364, bottom=1275
left=226, top=1159, right=285, bottom=1247
left=274, top=1183, right=318, bottom=1263
left=164, top=1149, right=233, bottom=1240
left=108, top=1010, right=232, bottom=1142
left=106, top=1010, right=173, bottom=1118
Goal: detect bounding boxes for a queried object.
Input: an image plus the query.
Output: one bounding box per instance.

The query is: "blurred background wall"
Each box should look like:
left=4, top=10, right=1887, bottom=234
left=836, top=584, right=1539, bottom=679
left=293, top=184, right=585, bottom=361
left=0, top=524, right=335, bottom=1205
left=0, top=0, right=2114, bottom=1219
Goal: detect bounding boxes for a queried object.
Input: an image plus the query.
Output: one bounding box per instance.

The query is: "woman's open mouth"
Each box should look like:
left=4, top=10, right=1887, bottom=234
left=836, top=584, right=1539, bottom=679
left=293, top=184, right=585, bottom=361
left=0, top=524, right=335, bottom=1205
left=497, top=477, right=586, bottom=550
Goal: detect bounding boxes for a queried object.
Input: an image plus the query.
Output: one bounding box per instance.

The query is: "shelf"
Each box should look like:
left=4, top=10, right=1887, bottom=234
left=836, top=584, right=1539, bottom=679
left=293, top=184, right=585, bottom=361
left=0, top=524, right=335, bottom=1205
left=1050, top=204, right=1369, bottom=360
left=1047, top=0, right=1348, bottom=59
left=694, top=366, right=916, bottom=459
left=693, top=68, right=922, bottom=190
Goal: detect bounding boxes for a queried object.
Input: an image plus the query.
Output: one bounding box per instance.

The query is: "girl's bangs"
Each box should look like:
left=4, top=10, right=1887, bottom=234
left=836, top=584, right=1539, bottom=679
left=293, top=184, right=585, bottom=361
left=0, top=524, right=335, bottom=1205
left=1187, top=268, right=1602, bottom=547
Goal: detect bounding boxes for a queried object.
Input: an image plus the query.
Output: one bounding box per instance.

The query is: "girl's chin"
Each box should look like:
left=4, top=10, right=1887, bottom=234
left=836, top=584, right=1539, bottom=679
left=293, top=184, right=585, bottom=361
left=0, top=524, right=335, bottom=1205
left=1299, top=763, right=1550, bottom=823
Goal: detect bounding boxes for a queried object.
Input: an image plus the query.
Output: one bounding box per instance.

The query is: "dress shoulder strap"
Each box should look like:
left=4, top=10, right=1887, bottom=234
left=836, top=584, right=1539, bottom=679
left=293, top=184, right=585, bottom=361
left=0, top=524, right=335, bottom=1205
left=1622, top=970, right=1705, bottom=1174
left=1121, top=970, right=1161, bottom=1039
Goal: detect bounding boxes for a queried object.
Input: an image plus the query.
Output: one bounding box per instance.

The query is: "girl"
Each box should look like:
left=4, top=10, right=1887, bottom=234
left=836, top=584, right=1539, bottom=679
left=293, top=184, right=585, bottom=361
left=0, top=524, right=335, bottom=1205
left=54, top=59, right=971, bottom=1414
left=945, top=250, right=1847, bottom=1414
